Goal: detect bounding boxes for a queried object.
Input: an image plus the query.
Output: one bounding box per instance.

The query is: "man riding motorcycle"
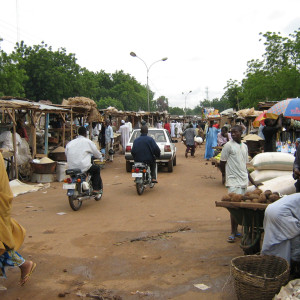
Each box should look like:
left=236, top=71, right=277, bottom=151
left=65, top=126, right=103, bottom=194
left=131, top=125, right=161, bottom=183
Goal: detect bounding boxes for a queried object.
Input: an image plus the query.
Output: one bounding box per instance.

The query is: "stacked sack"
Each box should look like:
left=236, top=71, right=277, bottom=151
left=248, top=152, right=296, bottom=195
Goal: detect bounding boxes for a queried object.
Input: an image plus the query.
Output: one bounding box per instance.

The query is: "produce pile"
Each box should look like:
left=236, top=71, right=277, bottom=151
left=221, top=189, right=280, bottom=204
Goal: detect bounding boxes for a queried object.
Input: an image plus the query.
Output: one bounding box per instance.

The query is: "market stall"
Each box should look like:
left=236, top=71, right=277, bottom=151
left=0, top=97, right=70, bottom=178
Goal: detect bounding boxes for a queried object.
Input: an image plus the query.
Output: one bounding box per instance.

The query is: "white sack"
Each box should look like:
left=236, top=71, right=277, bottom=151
left=251, top=152, right=294, bottom=171
left=247, top=174, right=296, bottom=195
left=250, top=169, right=292, bottom=182
left=194, top=137, right=203, bottom=144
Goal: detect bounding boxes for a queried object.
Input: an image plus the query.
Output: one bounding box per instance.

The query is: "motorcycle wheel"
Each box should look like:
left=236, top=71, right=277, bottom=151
left=68, top=195, right=82, bottom=211
left=136, top=182, right=144, bottom=195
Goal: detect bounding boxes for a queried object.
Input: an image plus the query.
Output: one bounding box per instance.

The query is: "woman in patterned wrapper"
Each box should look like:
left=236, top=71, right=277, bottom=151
left=0, top=153, right=36, bottom=289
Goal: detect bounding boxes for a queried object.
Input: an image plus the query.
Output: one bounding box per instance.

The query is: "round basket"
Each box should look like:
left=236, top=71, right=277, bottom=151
left=30, top=162, right=57, bottom=174
left=93, top=159, right=105, bottom=169
left=231, top=255, right=289, bottom=300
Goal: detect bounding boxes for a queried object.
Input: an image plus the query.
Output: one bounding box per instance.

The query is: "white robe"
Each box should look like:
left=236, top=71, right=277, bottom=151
left=125, top=122, right=132, bottom=133
left=118, top=124, right=130, bottom=153
left=175, top=122, right=182, bottom=138
left=261, top=193, right=300, bottom=263
left=171, top=123, right=176, bottom=138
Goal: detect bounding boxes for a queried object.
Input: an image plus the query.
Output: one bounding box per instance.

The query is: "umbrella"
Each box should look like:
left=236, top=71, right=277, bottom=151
left=253, top=111, right=267, bottom=127
left=267, top=98, right=300, bottom=120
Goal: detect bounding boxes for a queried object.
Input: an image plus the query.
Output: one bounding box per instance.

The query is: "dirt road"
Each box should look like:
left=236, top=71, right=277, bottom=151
left=1, top=142, right=243, bottom=299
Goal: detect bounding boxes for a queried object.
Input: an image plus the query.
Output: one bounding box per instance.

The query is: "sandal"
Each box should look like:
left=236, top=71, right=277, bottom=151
left=227, top=235, right=235, bottom=243
left=235, top=232, right=242, bottom=238
left=20, top=262, right=36, bottom=286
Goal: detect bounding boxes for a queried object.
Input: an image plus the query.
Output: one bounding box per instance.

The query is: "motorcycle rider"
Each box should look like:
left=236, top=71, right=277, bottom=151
left=131, top=125, right=161, bottom=183
left=65, top=126, right=103, bottom=194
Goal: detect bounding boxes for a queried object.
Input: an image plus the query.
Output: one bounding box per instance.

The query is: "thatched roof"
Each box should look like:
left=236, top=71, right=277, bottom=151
left=62, top=97, right=103, bottom=122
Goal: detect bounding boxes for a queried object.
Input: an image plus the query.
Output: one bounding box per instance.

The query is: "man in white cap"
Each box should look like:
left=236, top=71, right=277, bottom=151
left=117, top=120, right=130, bottom=154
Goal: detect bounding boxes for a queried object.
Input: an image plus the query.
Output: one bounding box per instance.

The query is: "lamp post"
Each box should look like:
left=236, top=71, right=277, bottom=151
left=182, top=91, right=192, bottom=116
left=130, top=52, right=167, bottom=112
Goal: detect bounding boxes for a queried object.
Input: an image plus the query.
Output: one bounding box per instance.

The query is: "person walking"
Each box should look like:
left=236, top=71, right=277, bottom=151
left=204, top=120, right=218, bottom=160
left=0, top=153, right=36, bottom=288
left=220, top=125, right=259, bottom=243
left=117, top=120, right=130, bottom=154
left=182, top=124, right=196, bottom=158
left=105, top=120, right=114, bottom=162
left=164, top=120, right=171, bottom=134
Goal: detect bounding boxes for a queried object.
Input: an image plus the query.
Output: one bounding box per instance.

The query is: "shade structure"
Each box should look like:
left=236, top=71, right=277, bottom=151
left=267, top=98, right=300, bottom=120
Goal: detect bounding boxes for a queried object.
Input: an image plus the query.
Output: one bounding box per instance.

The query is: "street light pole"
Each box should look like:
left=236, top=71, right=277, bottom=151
left=130, top=52, right=167, bottom=112
left=182, top=90, right=192, bottom=116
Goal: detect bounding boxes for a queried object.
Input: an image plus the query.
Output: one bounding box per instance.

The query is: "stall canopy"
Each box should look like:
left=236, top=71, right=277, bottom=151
left=0, top=97, right=69, bottom=178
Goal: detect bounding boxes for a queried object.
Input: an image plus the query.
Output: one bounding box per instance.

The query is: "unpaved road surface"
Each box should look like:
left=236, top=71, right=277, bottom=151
left=1, top=142, right=243, bottom=299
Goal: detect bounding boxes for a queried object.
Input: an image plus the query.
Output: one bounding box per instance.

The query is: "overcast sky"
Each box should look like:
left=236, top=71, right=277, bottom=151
left=1, top=0, right=300, bottom=109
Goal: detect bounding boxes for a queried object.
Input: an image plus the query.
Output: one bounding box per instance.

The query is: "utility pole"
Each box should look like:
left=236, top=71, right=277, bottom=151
left=16, top=0, right=20, bottom=43
left=205, top=86, right=209, bottom=100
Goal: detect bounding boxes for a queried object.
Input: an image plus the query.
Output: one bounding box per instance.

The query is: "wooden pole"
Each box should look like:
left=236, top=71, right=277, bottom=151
left=89, top=122, right=92, bottom=140
left=44, top=113, right=49, bottom=155
left=70, top=108, right=73, bottom=140
left=31, top=111, right=37, bottom=158
left=11, top=110, right=18, bottom=179
left=62, top=113, right=66, bottom=147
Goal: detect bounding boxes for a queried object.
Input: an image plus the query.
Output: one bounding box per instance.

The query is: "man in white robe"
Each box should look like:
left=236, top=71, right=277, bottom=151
left=125, top=120, right=132, bottom=134
left=117, top=120, right=130, bottom=154
left=262, top=193, right=300, bottom=263
left=170, top=122, right=176, bottom=138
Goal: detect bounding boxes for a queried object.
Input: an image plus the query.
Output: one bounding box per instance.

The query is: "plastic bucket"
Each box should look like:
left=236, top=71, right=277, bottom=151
left=56, top=162, right=68, bottom=182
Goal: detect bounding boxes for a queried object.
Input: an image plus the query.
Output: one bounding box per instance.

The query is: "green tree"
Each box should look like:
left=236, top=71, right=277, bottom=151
left=96, top=97, right=124, bottom=110
left=156, top=96, right=169, bottom=112
left=237, top=29, right=300, bottom=108
left=14, top=41, right=81, bottom=103
left=110, top=70, right=148, bottom=111
left=221, top=79, right=243, bottom=109
left=169, top=107, right=184, bottom=115
left=0, top=45, right=27, bottom=97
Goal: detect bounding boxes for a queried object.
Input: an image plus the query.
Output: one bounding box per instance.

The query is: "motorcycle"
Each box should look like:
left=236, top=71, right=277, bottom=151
left=63, top=168, right=103, bottom=211
left=131, top=162, right=157, bottom=195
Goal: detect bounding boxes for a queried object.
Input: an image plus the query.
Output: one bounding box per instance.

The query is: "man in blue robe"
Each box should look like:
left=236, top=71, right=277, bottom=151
left=204, top=120, right=218, bottom=160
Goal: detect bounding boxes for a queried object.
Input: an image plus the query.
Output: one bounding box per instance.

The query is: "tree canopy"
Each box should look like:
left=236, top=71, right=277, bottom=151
left=1, top=28, right=300, bottom=114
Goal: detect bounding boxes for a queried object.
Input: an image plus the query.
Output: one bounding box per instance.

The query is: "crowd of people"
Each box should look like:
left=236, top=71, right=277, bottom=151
left=2, top=113, right=300, bottom=291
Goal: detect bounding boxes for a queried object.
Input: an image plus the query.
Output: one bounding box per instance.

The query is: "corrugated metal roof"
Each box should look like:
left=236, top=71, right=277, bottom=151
left=8, top=99, right=69, bottom=111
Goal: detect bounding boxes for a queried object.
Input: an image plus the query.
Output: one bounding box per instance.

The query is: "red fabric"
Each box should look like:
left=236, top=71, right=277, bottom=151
left=164, top=123, right=171, bottom=134
left=213, top=124, right=219, bottom=129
